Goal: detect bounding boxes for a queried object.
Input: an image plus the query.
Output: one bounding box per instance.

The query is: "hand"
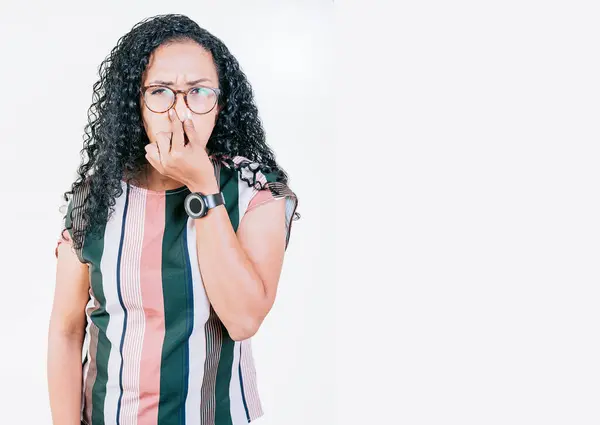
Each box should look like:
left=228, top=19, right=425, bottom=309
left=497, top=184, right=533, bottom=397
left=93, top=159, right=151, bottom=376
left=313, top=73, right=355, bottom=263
left=144, top=109, right=216, bottom=191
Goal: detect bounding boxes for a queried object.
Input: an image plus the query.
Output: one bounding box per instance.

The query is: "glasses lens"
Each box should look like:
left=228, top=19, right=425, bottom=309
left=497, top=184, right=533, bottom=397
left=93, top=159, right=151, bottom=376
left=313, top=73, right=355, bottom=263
left=187, top=87, right=217, bottom=114
left=144, top=86, right=174, bottom=112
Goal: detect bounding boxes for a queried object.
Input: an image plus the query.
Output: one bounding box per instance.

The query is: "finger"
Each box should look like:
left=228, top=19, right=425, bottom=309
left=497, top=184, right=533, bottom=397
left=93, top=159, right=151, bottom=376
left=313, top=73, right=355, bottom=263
left=154, top=131, right=172, bottom=165
left=182, top=113, right=200, bottom=147
left=144, top=143, right=164, bottom=174
left=169, top=108, right=185, bottom=150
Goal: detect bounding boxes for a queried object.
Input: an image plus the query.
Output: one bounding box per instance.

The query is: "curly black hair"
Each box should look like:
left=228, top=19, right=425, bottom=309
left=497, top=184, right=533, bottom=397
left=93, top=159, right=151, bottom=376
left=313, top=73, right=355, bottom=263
left=60, top=14, right=299, bottom=257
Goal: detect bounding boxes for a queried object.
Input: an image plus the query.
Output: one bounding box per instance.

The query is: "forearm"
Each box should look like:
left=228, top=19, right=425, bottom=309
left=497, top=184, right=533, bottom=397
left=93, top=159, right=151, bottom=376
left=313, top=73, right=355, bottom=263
left=47, top=328, right=84, bottom=425
left=194, top=204, right=269, bottom=340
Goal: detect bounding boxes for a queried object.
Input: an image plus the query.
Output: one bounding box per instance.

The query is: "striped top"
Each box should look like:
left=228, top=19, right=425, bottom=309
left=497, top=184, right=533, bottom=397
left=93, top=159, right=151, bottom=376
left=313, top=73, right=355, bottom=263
left=55, top=156, right=298, bottom=425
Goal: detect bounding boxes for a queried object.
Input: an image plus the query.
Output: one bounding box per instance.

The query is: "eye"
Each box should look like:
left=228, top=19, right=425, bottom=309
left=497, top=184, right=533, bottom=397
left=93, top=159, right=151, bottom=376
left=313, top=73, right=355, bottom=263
left=190, top=87, right=212, bottom=96
left=146, top=86, right=174, bottom=97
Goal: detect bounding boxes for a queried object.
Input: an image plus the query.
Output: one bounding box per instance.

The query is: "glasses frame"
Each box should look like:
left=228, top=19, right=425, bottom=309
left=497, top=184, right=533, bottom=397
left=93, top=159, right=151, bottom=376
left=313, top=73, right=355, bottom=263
left=140, top=84, right=221, bottom=115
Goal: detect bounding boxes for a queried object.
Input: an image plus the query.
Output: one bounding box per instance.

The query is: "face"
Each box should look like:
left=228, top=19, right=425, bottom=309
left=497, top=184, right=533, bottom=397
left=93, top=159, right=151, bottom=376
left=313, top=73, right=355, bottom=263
left=140, top=40, right=220, bottom=149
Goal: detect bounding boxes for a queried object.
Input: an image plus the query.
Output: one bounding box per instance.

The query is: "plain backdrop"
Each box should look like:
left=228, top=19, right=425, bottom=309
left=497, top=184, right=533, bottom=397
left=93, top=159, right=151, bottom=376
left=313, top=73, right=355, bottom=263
left=0, top=1, right=334, bottom=424
left=335, top=1, right=600, bottom=424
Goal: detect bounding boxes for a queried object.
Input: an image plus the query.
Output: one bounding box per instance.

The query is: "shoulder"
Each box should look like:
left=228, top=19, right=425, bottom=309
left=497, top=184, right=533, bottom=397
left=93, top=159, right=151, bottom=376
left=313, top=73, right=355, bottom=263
left=219, top=155, right=283, bottom=186
left=61, top=179, right=92, bottom=232
left=214, top=154, right=300, bottom=247
left=215, top=155, right=266, bottom=191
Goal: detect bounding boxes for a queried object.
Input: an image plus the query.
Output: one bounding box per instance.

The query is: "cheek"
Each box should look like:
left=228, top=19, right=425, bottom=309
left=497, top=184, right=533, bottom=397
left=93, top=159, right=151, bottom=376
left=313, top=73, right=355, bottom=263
left=141, top=110, right=162, bottom=141
left=195, top=114, right=218, bottom=139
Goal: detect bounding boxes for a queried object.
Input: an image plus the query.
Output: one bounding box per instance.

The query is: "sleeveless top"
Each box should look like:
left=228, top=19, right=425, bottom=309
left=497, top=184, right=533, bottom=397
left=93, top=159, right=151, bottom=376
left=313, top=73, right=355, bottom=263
left=55, top=155, right=299, bottom=425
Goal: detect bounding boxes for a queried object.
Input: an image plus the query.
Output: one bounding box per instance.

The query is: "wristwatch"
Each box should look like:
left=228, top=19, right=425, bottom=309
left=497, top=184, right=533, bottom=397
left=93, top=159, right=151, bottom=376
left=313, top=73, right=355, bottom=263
left=184, top=191, right=225, bottom=219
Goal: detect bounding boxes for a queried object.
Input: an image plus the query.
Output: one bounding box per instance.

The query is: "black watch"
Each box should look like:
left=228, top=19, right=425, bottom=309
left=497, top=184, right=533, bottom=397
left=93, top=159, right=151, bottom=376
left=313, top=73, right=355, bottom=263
left=184, top=191, right=225, bottom=219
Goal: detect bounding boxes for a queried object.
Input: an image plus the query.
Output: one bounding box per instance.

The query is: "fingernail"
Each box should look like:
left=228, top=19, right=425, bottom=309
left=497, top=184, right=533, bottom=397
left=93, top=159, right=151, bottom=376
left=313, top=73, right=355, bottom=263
left=187, top=110, right=192, bottom=120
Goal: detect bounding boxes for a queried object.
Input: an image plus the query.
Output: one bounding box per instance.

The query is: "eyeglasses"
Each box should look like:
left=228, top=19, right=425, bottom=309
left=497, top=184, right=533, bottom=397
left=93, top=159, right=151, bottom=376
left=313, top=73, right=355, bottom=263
left=140, top=85, right=221, bottom=115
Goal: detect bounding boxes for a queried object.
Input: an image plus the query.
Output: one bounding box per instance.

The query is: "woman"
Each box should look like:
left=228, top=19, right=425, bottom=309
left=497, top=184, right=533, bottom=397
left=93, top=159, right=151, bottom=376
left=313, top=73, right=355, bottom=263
left=48, top=14, right=300, bottom=425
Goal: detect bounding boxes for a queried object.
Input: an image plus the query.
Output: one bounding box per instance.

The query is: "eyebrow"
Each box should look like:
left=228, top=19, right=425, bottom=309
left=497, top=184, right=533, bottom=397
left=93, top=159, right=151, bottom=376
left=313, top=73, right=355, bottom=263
left=147, top=78, right=212, bottom=86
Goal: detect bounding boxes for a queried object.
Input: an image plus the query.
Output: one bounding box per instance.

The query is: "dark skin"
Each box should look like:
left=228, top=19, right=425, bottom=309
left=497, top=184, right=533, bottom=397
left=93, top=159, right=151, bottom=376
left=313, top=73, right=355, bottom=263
left=49, top=38, right=288, bottom=424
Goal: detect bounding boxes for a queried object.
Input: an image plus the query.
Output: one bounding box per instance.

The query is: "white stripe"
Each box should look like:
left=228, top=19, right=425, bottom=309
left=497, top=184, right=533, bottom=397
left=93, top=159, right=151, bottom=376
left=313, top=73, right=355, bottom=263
left=229, top=341, right=248, bottom=424
left=120, top=188, right=146, bottom=425
left=81, top=295, right=93, bottom=406
left=241, top=340, right=263, bottom=419
left=237, top=160, right=262, bottom=234
left=234, top=159, right=265, bottom=420
left=237, top=169, right=255, bottom=223
left=185, top=216, right=211, bottom=423
left=201, top=314, right=221, bottom=423
left=101, top=181, right=128, bottom=424
left=83, top=291, right=100, bottom=422
left=81, top=352, right=90, bottom=417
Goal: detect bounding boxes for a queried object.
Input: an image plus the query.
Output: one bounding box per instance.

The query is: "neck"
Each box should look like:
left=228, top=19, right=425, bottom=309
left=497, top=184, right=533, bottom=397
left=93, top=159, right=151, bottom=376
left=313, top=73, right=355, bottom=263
left=127, top=165, right=185, bottom=191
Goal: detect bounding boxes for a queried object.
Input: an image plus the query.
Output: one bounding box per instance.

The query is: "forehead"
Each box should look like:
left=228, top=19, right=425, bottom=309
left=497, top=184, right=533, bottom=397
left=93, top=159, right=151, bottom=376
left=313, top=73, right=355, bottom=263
left=143, top=40, right=218, bottom=84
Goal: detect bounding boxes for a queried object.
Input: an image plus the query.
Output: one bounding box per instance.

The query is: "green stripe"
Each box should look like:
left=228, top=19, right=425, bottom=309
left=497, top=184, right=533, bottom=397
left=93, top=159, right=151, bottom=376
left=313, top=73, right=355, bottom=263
left=64, top=198, right=74, bottom=238
left=215, top=324, right=235, bottom=425
left=262, top=169, right=280, bottom=185
left=84, top=209, right=110, bottom=425
left=213, top=164, right=241, bottom=425
left=221, top=164, right=240, bottom=232
left=158, top=189, right=193, bottom=425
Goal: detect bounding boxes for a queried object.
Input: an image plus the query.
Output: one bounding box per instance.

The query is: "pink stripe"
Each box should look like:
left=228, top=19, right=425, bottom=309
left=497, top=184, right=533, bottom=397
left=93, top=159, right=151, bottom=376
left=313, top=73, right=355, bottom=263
left=232, top=155, right=245, bottom=166
left=246, top=188, right=275, bottom=213
left=136, top=192, right=166, bottom=425
left=241, top=340, right=263, bottom=419
left=83, top=323, right=99, bottom=423
left=120, top=188, right=147, bottom=424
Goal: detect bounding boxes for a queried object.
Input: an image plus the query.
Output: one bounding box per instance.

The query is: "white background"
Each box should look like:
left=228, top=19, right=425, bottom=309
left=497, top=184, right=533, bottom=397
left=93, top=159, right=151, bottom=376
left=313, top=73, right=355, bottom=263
left=0, top=1, right=333, bottom=424
left=336, top=1, right=600, bottom=424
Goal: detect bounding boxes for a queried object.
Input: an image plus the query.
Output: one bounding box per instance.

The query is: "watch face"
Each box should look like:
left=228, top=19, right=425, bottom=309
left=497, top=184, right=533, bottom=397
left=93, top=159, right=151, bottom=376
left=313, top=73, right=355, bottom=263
left=185, top=193, right=206, bottom=217
left=189, top=197, right=204, bottom=214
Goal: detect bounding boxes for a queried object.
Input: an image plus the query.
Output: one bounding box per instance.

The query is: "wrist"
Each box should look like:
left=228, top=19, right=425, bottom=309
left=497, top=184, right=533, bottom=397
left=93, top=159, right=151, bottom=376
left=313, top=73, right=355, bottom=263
left=186, top=156, right=219, bottom=193
left=187, top=177, right=219, bottom=194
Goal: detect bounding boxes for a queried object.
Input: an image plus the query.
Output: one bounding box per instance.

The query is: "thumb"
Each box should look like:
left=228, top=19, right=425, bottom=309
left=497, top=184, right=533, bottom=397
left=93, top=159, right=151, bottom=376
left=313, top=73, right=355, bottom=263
left=144, top=142, right=160, bottom=164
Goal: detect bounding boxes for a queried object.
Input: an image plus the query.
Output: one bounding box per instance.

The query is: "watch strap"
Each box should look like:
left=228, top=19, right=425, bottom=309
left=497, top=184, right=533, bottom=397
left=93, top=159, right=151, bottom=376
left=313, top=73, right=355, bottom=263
left=204, top=192, right=225, bottom=209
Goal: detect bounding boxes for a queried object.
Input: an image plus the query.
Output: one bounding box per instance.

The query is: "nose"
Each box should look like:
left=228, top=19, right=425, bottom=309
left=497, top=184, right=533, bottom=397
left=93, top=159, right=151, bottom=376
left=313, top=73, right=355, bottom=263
left=172, top=92, right=191, bottom=121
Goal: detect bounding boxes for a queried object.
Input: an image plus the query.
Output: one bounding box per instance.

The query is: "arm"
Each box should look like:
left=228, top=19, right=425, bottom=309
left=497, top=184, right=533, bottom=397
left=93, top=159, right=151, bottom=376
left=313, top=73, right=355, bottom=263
left=190, top=178, right=288, bottom=341
left=48, top=230, right=89, bottom=425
